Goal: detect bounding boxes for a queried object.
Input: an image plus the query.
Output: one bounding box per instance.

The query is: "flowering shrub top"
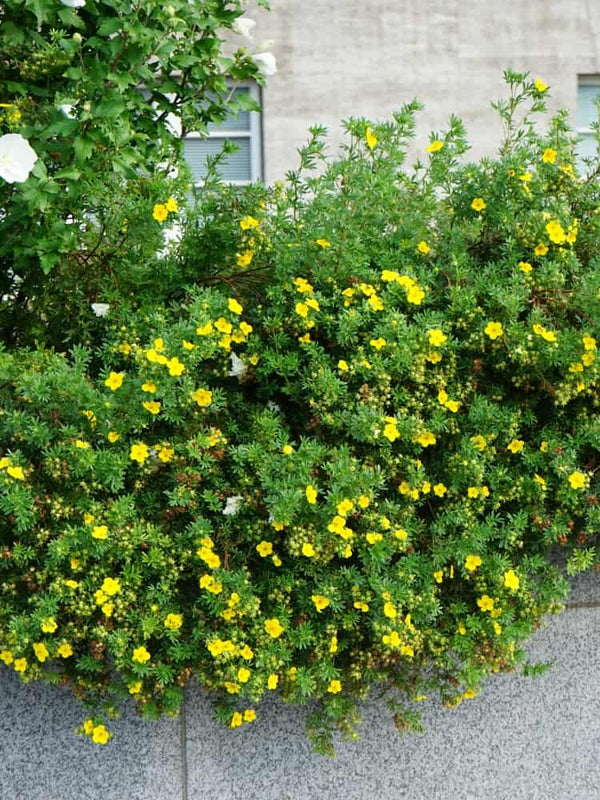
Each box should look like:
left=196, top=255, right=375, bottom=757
left=1, top=73, right=599, bottom=754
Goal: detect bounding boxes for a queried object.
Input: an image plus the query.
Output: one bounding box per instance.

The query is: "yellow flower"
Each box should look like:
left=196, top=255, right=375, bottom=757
left=336, top=499, right=354, bottom=516
left=230, top=712, right=243, bottom=729
left=237, top=667, right=251, bottom=683
left=582, top=352, right=595, bottom=367
left=467, top=487, right=480, bottom=498
left=367, top=294, right=384, bottom=311
left=75, top=440, right=90, bottom=450
left=153, top=204, right=168, bottom=222
left=101, top=577, right=121, bottom=596
left=302, top=542, right=316, bottom=557
left=366, top=532, right=383, bottom=544
left=141, top=381, right=156, bottom=393
left=534, top=78, right=548, bottom=92
left=426, top=140, right=444, bottom=153
left=433, top=483, right=447, bottom=497
left=240, top=216, right=259, bottom=230
left=433, top=570, right=443, bottom=584
left=129, top=443, right=149, bottom=463
left=426, top=351, right=442, bottom=363
left=503, top=569, right=520, bottom=591
left=383, top=601, right=397, bottom=618
left=92, top=525, right=108, bottom=540
left=542, top=148, right=557, bottom=164
left=583, top=335, right=597, bottom=351
left=264, top=618, right=284, bottom=638
left=327, top=679, right=342, bottom=693
left=354, top=601, right=369, bottom=612
left=57, top=643, right=73, bottom=658
left=546, top=220, right=566, bottom=245
left=416, top=431, right=436, bottom=447
left=165, top=196, right=178, bottom=213
left=471, top=197, right=486, bottom=212
left=394, top=528, right=408, bottom=541
left=534, top=243, right=549, bottom=256
left=311, top=594, right=330, bottom=612
left=244, top=709, right=256, bottom=723
left=484, top=321, right=503, bottom=340
left=438, top=389, right=448, bottom=404
left=383, top=421, right=400, bottom=443
left=0, top=650, right=13, bottom=665
left=102, top=603, right=114, bottom=617
left=40, top=617, right=58, bottom=633
left=365, top=127, right=377, bottom=150
left=507, top=439, right=524, bottom=454
left=446, top=400, right=459, bottom=413
left=257, top=541, right=274, bottom=557
left=33, top=642, right=49, bottom=662
left=158, top=446, right=174, bottom=463
left=382, top=630, right=401, bottom=649
left=417, top=240, right=431, bottom=254
left=519, top=261, right=533, bottom=273
left=427, top=328, right=447, bottom=347
left=132, top=646, right=151, bottom=663
left=465, top=554, right=482, bottom=572
left=358, top=494, right=370, bottom=508
left=198, top=547, right=221, bottom=569
left=104, top=371, right=124, bottom=391
left=166, top=357, right=185, bottom=376
left=316, top=238, right=331, bottom=248
left=107, top=431, right=120, bottom=443
left=228, top=298, right=243, bottom=315
left=477, top=595, right=494, bottom=612
left=192, top=388, right=212, bottom=407
left=142, top=401, right=161, bottom=415
left=92, top=724, right=110, bottom=745
left=568, top=471, right=586, bottom=490
left=196, top=322, right=214, bottom=336
left=14, top=658, right=27, bottom=672
left=164, top=613, right=183, bottom=630
left=240, top=645, right=254, bottom=660
left=129, top=681, right=142, bottom=694
left=268, top=673, right=279, bottom=689
left=406, top=285, right=425, bottom=305
left=370, top=337, right=386, bottom=350
left=236, top=250, right=254, bottom=267
left=305, top=485, right=318, bottom=504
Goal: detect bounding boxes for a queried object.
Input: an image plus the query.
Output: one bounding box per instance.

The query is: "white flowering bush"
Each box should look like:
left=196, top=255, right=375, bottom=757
left=0, top=0, right=271, bottom=348
left=1, top=73, right=599, bottom=754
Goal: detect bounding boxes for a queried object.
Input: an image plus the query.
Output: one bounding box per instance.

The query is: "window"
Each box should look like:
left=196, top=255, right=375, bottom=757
left=576, top=76, right=600, bottom=162
left=183, top=83, right=262, bottom=186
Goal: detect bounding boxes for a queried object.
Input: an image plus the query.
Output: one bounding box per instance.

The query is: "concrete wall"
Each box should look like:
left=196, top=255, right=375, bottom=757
left=248, top=0, right=600, bottom=181
left=1, top=573, right=599, bottom=800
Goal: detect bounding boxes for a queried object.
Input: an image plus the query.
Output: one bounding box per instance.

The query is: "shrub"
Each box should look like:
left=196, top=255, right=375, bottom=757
left=0, top=0, right=271, bottom=348
left=1, top=72, right=599, bottom=754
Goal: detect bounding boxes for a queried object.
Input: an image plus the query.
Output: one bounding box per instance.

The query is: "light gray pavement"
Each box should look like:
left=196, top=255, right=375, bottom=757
left=1, top=574, right=599, bottom=800
left=0, top=671, right=183, bottom=800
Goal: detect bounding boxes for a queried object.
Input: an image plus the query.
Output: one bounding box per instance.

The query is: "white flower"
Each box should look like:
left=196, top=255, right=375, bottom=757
left=223, top=495, right=243, bottom=516
left=60, top=0, right=86, bottom=7
left=228, top=352, right=247, bottom=380
left=59, top=104, right=75, bottom=119
left=90, top=303, right=110, bottom=317
left=252, top=51, right=277, bottom=77
left=232, top=17, right=256, bottom=39
left=0, top=134, right=38, bottom=184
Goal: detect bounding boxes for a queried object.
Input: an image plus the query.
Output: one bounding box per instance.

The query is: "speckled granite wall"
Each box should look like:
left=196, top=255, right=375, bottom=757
left=1, top=575, right=599, bottom=800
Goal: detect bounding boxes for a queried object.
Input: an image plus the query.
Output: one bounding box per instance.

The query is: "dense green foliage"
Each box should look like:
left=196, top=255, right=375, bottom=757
left=0, top=0, right=268, bottom=347
left=1, top=71, right=599, bottom=753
